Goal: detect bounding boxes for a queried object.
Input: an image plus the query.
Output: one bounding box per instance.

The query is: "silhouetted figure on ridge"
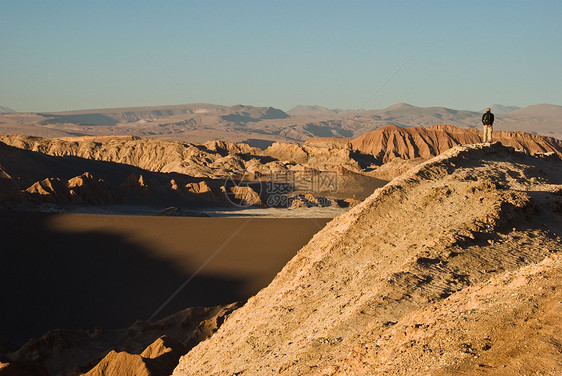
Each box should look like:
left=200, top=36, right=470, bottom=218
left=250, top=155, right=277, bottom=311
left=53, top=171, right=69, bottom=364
left=482, top=107, right=495, bottom=143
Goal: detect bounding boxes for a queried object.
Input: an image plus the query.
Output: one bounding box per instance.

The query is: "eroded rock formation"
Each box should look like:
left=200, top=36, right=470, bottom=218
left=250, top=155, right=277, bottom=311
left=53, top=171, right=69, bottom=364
left=172, top=143, right=562, bottom=375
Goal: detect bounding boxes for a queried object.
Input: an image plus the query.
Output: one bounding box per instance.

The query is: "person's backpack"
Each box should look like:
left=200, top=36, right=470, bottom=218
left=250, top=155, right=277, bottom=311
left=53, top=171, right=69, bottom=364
left=482, top=112, right=494, bottom=125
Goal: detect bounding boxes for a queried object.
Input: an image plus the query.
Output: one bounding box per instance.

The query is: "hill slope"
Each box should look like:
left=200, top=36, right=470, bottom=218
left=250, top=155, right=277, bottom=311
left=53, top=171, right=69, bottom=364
left=0, top=106, right=15, bottom=114
left=0, top=135, right=385, bottom=206
left=3, top=125, right=561, bottom=208
left=0, top=140, right=233, bottom=209
left=173, top=143, right=562, bottom=375
left=347, top=124, right=562, bottom=163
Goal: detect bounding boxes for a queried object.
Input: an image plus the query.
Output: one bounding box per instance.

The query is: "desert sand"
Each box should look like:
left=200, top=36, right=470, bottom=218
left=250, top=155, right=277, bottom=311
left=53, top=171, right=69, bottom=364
left=0, top=212, right=330, bottom=345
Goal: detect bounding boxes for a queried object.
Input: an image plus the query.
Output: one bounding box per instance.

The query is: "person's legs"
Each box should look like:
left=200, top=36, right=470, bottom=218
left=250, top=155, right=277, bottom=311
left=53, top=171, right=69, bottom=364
left=483, top=126, right=492, bottom=143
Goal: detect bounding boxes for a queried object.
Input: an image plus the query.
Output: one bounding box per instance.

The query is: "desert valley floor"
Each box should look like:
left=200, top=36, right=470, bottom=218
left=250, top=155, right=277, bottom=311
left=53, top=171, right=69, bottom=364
left=0, top=212, right=331, bottom=345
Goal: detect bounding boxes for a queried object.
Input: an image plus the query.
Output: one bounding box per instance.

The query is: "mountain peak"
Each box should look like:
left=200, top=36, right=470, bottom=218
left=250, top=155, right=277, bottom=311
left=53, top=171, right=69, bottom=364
left=385, top=102, right=416, bottom=110
left=0, top=106, right=16, bottom=113
left=481, top=104, right=521, bottom=114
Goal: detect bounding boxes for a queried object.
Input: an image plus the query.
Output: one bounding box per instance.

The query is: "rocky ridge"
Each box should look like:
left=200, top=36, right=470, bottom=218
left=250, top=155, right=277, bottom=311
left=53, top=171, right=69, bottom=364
left=0, top=135, right=365, bottom=179
left=0, top=140, right=232, bottom=210
left=172, top=143, right=562, bottom=375
left=3, top=123, right=560, bottom=185
left=2, top=124, right=562, bottom=211
left=307, top=124, right=562, bottom=164
left=0, top=135, right=384, bottom=209
left=1, top=303, right=240, bottom=376
left=24, top=172, right=122, bottom=205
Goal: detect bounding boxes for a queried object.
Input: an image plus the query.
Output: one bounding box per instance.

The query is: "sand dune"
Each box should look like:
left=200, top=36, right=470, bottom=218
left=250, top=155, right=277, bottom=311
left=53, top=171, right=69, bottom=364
left=0, top=212, right=329, bottom=345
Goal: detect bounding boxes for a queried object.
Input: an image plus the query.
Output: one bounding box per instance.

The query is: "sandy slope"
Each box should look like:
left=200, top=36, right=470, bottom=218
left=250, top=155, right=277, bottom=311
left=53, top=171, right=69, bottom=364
left=0, top=214, right=329, bottom=346
left=173, top=143, right=562, bottom=375
left=338, top=255, right=562, bottom=375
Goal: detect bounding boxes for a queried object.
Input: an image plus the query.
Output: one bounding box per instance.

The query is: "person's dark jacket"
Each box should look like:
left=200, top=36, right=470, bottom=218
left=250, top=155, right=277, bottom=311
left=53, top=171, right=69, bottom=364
left=482, top=111, right=494, bottom=126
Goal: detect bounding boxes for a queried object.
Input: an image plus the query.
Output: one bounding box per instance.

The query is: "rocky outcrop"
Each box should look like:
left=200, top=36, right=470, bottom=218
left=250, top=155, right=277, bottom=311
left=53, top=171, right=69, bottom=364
left=119, top=173, right=151, bottom=198
left=0, top=141, right=235, bottom=209
left=0, top=136, right=222, bottom=178
left=0, top=135, right=365, bottom=179
left=264, top=141, right=363, bottom=170
left=7, top=125, right=559, bottom=210
left=1, top=137, right=375, bottom=209
left=337, top=255, right=562, bottom=375
left=172, top=143, right=562, bottom=375
left=0, top=168, right=18, bottom=202
left=350, top=124, right=562, bottom=163
left=67, top=173, right=122, bottom=205
left=365, top=156, right=426, bottom=181
left=223, top=185, right=264, bottom=207
left=203, top=140, right=254, bottom=156
left=5, top=303, right=240, bottom=376
left=83, top=336, right=186, bottom=376
left=24, top=172, right=122, bottom=205
left=285, top=193, right=339, bottom=209
left=183, top=181, right=222, bottom=204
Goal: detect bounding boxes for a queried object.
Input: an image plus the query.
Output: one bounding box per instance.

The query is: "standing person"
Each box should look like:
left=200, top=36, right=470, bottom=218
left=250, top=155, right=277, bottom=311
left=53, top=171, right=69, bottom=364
left=482, top=107, right=495, bottom=143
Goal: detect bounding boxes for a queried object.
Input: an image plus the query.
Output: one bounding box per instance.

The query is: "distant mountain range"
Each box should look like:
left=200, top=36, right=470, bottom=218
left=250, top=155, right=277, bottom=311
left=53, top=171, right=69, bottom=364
left=0, top=106, right=15, bottom=113
left=1, top=103, right=560, bottom=142
left=487, top=104, right=521, bottom=113
left=288, top=103, right=522, bottom=116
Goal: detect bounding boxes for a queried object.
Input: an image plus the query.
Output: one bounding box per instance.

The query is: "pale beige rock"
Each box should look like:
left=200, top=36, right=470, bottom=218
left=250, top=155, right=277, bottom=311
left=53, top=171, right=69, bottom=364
left=173, top=143, right=562, bottom=375
left=0, top=135, right=362, bottom=180
left=3, top=125, right=560, bottom=210
left=8, top=304, right=240, bottom=376
left=1, top=135, right=379, bottom=208
left=227, top=185, right=263, bottom=206
left=24, top=172, right=121, bottom=205
left=185, top=181, right=220, bottom=203
left=84, top=336, right=186, bottom=376
left=83, top=351, right=150, bottom=376
left=336, top=255, right=562, bottom=375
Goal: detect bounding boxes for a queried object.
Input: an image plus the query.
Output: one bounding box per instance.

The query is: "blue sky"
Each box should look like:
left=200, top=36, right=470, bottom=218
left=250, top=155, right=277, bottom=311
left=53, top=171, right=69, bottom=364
left=1, top=0, right=561, bottom=112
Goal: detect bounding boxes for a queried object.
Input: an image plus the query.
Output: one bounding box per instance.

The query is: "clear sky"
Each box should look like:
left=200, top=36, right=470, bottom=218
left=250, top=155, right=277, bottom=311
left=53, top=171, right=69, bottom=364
left=1, top=0, right=561, bottom=112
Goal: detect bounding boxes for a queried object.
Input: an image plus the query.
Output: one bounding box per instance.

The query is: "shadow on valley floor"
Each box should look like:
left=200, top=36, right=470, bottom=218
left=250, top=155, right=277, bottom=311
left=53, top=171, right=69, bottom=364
left=0, top=211, right=329, bottom=346
left=0, top=211, right=245, bottom=345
